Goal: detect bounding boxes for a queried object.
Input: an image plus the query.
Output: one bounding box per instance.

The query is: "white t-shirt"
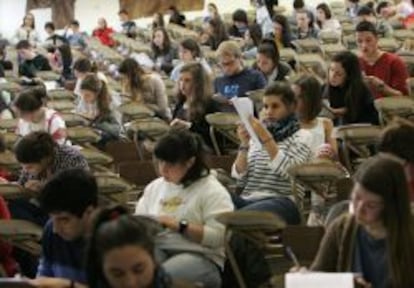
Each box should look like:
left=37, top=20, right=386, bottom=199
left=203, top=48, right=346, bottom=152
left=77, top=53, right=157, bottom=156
left=135, top=173, right=234, bottom=267
left=16, top=108, right=68, bottom=145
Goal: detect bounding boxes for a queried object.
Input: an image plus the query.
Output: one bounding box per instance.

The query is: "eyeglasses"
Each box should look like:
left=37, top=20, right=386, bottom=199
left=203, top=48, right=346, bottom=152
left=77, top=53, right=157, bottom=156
left=219, top=59, right=236, bottom=68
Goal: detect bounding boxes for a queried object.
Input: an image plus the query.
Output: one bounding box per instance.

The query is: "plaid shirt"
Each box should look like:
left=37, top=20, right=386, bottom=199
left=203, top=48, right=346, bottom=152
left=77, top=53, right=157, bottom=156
left=18, top=145, right=89, bottom=186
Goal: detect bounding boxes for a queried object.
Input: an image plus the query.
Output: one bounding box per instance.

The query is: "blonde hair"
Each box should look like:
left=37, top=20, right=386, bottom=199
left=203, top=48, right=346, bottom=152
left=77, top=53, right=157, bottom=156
left=216, top=40, right=242, bottom=59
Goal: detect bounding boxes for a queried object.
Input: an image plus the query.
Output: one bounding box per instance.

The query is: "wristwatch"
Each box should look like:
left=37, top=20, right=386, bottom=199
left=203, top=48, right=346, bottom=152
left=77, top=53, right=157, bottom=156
left=178, top=219, right=189, bottom=234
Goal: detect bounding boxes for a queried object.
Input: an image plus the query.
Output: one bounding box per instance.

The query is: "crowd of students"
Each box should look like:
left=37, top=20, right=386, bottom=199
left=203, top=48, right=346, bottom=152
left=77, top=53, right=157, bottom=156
left=0, top=0, right=414, bottom=287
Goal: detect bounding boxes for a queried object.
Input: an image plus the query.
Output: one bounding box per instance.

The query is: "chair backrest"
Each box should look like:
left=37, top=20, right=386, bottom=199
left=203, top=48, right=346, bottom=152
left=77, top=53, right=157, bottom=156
left=67, top=126, right=101, bottom=144
left=126, top=118, right=170, bottom=140
left=0, top=119, right=18, bottom=132
left=334, top=124, right=382, bottom=172
left=60, top=112, right=90, bottom=127
left=118, top=160, right=158, bottom=187
left=374, top=96, right=414, bottom=126
left=79, top=147, right=113, bottom=167
left=105, top=140, right=140, bottom=169
left=117, top=102, right=155, bottom=121
left=282, top=225, right=325, bottom=265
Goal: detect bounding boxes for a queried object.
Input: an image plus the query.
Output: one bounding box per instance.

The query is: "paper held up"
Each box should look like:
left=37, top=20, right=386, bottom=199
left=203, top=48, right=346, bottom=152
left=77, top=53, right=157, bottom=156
left=230, top=97, right=262, bottom=148
left=285, top=272, right=354, bottom=288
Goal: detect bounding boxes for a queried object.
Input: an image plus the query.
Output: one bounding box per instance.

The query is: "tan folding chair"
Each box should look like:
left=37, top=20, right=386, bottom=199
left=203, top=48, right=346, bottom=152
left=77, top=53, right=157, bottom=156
left=60, top=112, right=90, bottom=127
left=79, top=147, right=113, bottom=171
left=291, top=39, right=321, bottom=54
left=205, top=112, right=240, bottom=155
left=0, top=81, right=21, bottom=94
left=67, top=126, right=101, bottom=145
left=287, top=162, right=350, bottom=222
left=319, top=31, right=341, bottom=44
left=378, top=38, right=400, bottom=52
left=0, top=219, right=42, bottom=256
left=95, top=172, right=134, bottom=205
left=36, top=71, right=61, bottom=81
left=117, top=102, right=155, bottom=122
left=296, top=54, right=327, bottom=81
left=393, top=29, right=414, bottom=43
left=0, top=150, right=20, bottom=173
left=47, top=89, right=76, bottom=101
left=0, top=183, right=32, bottom=200
left=334, top=124, right=382, bottom=172
left=47, top=100, right=75, bottom=112
left=3, top=132, right=19, bottom=150
left=279, top=48, right=297, bottom=64
left=125, top=118, right=170, bottom=159
left=374, top=96, right=414, bottom=126
left=0, top=119, right=18, bottom=132
left=216, top=211, right=287, bottom=288
left=397, top=52, right=414, bottom=77
left=246, top=89, right=265, bottom=112
left=322, top=43, right=347, bottom=60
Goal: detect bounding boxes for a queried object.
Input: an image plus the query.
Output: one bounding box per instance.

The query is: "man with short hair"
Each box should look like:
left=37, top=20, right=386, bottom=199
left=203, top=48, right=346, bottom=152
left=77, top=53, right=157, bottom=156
left=357, top=5, right=393, bottom=37
left=44, top=22, right=68, bottom=47
left=356, top=21, right=408, bottom=98
left=214, top=40, right=266, bottom=108
left=28, top=168, right=97, bottom=288
left=64, top=20, right=87, bottom=49
left=16, top=40, right=51, bottom=78
left=295, top=9, right=319, bottom=39
left=118, top=9, right=137, bottom=39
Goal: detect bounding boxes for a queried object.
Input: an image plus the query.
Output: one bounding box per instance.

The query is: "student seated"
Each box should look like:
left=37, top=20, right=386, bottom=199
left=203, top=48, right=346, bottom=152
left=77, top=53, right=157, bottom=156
left=295, top=9, right=319, bottom=39
left=14, top=86, right=69, bottom=145
left=311, top=155, right=414, bottom=288
left=241, top=24, right=263, bottom=59
left=73, top=58, right=107, bottom=100
left=322, top=51, right=379, bottom=125
left=78, top=74, right=122, bottom=148
left=63, top=20, right=87, bottom=50
left=118, top=58, right=171, bottom=120
left=357, top=5, right=393, bottom=38
left=86, top=206, right=174, bottom=288
left=9, top=132, right=89, bottom=226
left=378, top=118, right=414, bottom=203
left=167, top=5, right=186, bottom=27
left=92, top=18, right=115, bottom=47
left=27, top=168, right=98, bottom=288
left=43, top=22, right=68, bottom=47
left=117, top=9, right=137, bottom=39
left=255, top=38, right=292, bottom=84
left=14, top=13, right=40, bottom=47
left=200, top=18, right=229, bottom=51
left=214, top=41, right=266, bottom=106
left=46, top=44, right=74, bottom=83
left=170, top=38, right=212, bottom=82
left=171, top=62, right=219, bottom=150
left=315, top=3, right=341, bottom=37
left=231, top=81, right=312, bottom=223
left=135, top=130, right=234, bottom=287
left=228, top=9, right=249, bottom=39
left=151, top=27, right=178, bottom=75
left=16, top=40, right=51, bottom=79
left=356, top=21, right=408, bottom=98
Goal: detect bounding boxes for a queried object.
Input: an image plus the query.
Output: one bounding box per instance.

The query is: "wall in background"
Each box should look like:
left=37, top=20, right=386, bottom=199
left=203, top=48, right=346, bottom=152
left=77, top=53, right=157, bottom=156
left=0, top=0, right=305, bottom=42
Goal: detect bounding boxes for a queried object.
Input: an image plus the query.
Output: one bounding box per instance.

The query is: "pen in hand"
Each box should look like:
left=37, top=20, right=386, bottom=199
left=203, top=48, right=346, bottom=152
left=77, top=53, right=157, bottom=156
left=286, top=246, right=300, bottom=267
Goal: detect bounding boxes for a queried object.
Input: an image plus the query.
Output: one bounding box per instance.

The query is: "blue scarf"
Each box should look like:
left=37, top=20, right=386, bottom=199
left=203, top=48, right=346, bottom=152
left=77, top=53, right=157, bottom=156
left=263, top=114, right=300, bottom=142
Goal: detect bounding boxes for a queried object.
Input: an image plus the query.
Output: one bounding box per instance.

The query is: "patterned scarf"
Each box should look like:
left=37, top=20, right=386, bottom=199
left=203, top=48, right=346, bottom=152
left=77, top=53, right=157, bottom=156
left=263, top=114, right=301, bottom=142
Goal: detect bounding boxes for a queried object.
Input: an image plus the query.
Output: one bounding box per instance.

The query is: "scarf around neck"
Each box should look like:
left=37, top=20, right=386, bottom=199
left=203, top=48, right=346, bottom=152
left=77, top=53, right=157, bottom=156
left=263, top=113, right=300, bottom=142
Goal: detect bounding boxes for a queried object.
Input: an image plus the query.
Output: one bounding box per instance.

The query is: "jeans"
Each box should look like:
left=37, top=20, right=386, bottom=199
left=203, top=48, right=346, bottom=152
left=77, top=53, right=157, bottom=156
left=231, top=194, right=301, bottom=225
left=156, top=250, right=221, bottom=288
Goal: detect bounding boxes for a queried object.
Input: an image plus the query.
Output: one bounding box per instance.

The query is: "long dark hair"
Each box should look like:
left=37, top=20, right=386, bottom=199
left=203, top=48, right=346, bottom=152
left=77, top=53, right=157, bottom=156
left=177, top=62, right=213, bottom=121
left=118, top=58, right=147, bottom=102
left=354, top=156, right=414, bottom=287
left=328, top=51, right=368, bottom=122
left=258, top=38, right=280, bottom=68
left=272, top=14, right=293, bottom=47
left=80, top=74, right=111, bottom=117
left=154, top=130, right=209, bottom=187
left=151, top=27, right=172, bottom=56
left=86, top=205, right=168, bottom=288
left=316, top=3, right=332, bottom=29
left=208, top=18, right=229, bottom=50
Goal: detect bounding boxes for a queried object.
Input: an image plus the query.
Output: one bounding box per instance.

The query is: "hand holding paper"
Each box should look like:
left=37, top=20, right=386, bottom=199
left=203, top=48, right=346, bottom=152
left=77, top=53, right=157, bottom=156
left=231, top=97, right=262, bottom=147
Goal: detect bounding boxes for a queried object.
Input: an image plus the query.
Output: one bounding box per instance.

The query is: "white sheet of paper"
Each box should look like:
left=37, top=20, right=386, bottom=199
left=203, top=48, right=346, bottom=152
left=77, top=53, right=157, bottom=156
left=230, top=97, right=262, bottom=148
left=44, top=81, right=57, bottom=91
left=285, top=272, right=354, bottom=288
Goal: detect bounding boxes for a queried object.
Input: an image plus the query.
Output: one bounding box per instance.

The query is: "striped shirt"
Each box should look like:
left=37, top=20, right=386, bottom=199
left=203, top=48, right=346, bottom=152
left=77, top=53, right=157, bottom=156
left=232, top=129, right=312, bottom=199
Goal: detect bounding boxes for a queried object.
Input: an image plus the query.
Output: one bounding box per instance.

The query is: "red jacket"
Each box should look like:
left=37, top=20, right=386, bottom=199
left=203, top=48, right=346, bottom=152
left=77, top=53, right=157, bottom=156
left=93, top=27, right=115, bottom=47
left=0, top=196, right=18, bottom=276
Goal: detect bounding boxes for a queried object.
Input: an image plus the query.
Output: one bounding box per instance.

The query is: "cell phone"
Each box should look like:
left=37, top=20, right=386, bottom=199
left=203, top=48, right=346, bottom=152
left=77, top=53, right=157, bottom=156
left=0, top=279, right=35, bottom=287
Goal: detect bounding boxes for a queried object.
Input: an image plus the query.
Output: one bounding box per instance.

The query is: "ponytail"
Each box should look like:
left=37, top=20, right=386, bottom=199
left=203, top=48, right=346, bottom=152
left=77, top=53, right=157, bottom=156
left=80, top=74, right=111, bottom=117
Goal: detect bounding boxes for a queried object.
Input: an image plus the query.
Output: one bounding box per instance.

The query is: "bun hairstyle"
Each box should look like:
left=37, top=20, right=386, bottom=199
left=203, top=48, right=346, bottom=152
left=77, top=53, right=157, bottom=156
left=154, top=129, right=209, bottom=187
left=14, top=85, right=47, bottom=112
left=258, top=38, right=280, bottom=65
left=86, top=205, right=167, bottom=288
left=14, top=131, right=56, bottom=164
